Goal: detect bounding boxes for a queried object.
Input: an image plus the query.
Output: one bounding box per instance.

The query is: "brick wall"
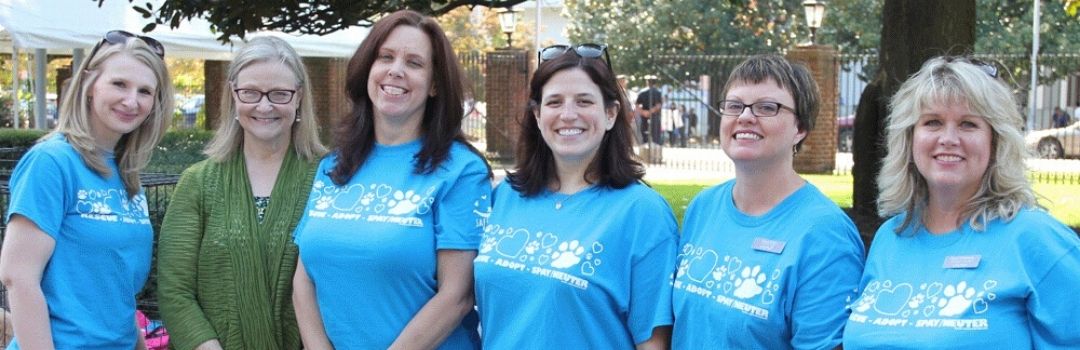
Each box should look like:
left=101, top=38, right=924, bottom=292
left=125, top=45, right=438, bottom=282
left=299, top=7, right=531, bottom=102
left=787, top=46, right=838, bottom=174
left=302, top=57, right=350, bottom=144
left=484, top=49, right=531, bottom=162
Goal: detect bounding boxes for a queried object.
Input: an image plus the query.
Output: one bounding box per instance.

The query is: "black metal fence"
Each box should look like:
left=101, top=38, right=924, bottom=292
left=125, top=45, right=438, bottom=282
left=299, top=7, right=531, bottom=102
left=0, top=170, right=180, bottom=333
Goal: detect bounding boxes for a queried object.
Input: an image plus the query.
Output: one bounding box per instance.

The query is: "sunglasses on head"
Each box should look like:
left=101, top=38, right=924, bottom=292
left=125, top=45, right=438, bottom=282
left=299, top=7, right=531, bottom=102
left=86, top=30, right=165, bottom=64
left=943, top=56, right=997, bottom=78
left=539, top=43, right=612, bottom=68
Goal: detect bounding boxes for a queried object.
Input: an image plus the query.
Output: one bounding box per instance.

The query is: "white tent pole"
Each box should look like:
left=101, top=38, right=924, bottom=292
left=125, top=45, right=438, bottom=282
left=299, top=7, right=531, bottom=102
left=12, top=47, right=20, bottom=129
left=72, top=48, right=85, bottom=72
left=1028, top=0, right=1040, bottom=132
left=34, top=48, right=47, bottom=130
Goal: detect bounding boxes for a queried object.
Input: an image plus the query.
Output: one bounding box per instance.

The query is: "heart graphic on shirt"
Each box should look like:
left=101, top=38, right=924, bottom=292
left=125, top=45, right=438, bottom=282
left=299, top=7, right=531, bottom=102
left=724, top=256, right=743, bottom=281
left=495, top=228, right=529, bottom=258
left=685, top=250, right=718, bottom=283
left=872, top=283, right=914, bottom=316
left=541, top=233, right=558, bottom=248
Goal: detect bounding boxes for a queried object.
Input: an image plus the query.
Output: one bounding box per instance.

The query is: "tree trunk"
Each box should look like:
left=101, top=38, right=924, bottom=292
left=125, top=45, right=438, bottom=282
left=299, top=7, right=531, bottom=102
left=851, top=0, right=976, bottom=244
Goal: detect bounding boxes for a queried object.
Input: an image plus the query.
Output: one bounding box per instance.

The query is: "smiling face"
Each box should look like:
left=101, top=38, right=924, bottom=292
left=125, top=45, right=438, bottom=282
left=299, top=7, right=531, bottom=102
left=720, top=79, right=806, bottom=167
left=233, top=60, right=300, bottom=146
left=536, top=68, right=617, bottom=167
left=912, top=100, right=993, bottom=199
left=88, top=53, right=158, bottom=150
left=367, top=25, right=435, bottom=136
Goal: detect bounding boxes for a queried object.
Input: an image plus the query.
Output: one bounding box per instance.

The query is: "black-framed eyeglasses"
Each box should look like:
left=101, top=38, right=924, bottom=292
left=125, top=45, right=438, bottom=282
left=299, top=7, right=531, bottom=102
left=86, top=30, right=165, bottom=64
left=943, top=56, right=998, bottom=78
left=719, top=100, right=797, bottom=118
left=234, top=88, right=297, bottom=104
left=539, top=43, right=612, bottom=67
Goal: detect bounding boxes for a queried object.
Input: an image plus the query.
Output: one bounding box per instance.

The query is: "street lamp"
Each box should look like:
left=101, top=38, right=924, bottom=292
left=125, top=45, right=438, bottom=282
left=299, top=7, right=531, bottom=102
left=802, top=0, right=826, bottom=46
left=498, top=7, right=519, bottom=49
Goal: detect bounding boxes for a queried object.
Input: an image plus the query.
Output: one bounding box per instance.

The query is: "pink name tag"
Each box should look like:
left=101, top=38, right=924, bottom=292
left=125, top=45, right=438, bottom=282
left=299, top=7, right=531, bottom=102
left=943, top=255, right=981, bottom=269
left=752, top=237, right=786, bottom=254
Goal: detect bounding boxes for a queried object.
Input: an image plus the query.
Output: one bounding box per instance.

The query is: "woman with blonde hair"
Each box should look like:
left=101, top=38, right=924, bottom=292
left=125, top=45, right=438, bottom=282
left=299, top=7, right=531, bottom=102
left=158, top=36, right=326, bottom=350
left=0, top=30, right=173, bottom=349
left=843, top=56, right=1080, bottom=348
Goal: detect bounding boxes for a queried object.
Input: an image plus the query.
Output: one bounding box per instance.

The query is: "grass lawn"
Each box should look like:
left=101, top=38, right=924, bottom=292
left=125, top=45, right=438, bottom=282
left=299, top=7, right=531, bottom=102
left=653, top=175, right=1080, bottom=229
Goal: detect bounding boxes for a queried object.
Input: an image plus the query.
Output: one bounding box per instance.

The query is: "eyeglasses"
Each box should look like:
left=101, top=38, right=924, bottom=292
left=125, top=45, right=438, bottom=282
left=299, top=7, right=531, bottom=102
left=86, top=30, right=165, bottom=64
left=539, top=44, right=612, bottom=67
left=719, top=100, right=797, bottom=118
left=943, top=56, right=997, bottom=78
left=234, top=88, right=297, bottom=104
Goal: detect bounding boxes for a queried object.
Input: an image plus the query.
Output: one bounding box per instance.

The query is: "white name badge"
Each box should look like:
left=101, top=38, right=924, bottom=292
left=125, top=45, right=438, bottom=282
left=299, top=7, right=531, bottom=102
left=943, top=255, right=981, bottom=269
left=752, top=237, right=786, bottom=254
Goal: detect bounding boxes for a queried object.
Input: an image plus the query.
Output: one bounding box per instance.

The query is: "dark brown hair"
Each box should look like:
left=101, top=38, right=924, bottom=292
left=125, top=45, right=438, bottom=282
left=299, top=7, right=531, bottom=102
left=329, top=9, right=489, bottom=185
left=723, top=54, right=820, bottom=151
left=507, top=51, right=643, bottom=196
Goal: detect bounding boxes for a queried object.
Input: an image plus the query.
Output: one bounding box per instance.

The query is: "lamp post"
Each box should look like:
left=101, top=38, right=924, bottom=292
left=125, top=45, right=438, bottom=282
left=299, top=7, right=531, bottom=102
left=802, top=0, right=826, bottom=46
left=498, top=7, right=519, bottom=49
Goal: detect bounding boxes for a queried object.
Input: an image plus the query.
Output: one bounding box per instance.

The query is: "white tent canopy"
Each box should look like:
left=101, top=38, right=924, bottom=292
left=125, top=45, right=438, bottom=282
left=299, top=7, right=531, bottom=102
left=0, top=0, right=369, bottom=59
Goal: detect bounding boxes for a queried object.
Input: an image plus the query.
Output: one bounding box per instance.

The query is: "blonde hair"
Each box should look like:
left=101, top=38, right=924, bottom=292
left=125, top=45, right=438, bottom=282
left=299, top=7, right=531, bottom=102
left=203, top=36, right=327, bottom=162
left=878, top=56, right=1038, bottom=233
left=50, top=37, right=173, bottom=198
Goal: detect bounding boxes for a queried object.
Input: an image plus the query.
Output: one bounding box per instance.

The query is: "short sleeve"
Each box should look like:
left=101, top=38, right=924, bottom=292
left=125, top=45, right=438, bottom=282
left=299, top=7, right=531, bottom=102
left=790, top=217, right=866, bottom=350
left=1027, top=224, right=1080, bottom=348
left=433, top=154, right=491, bottom=250
left=626, top=193, right=679, bottom=344
left=6, top=146, right=69, bottom=238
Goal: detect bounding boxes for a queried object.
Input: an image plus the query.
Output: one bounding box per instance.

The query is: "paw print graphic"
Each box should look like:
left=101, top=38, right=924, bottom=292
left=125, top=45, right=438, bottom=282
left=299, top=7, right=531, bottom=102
left=479, top=236, right=497, bottom=254
left=676, top=259, right=690, bottom=278
left=314, top=195, right=334, bottom=210
left=549, top=240, right=585, bottom=268
left=711, top=266, right=728, bottom=281
left=524, top=240, right=541, bottom=255
left=938, top=281, right=980, bottom=317
left=732, top=266, right=766, bottom=299
left=387, top=190, right=422, bottom=215
left=908, top=293, right=926, bottom=309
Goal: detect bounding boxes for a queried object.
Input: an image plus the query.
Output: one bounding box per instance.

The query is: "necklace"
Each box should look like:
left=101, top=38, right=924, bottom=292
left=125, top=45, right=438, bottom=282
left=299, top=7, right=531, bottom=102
left=552, top=186, right=589, bottom=210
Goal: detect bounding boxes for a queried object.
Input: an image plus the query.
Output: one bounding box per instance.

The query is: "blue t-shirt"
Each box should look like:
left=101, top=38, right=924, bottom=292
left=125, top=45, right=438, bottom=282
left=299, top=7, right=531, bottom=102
left=673, top=180, right=865, bottom=350
left=843, top=209, right=1080, bottom=349
left=5, top=135, right=153, bottom=350
left=294, top=140, right=489, bottom=350
left=474, top=181, right=678, bottom=349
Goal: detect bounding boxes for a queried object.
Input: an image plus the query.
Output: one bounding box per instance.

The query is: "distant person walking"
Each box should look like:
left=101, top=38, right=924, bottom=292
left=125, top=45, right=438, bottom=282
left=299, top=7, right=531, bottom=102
left=1051, top=106, right=1070, bottom=128
left=636, top=76, right=664, bottom=162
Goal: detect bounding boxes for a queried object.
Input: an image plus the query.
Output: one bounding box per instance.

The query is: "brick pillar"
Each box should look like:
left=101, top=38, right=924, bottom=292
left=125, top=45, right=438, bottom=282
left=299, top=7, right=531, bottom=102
left=787, top=46, right=838, bottom=174
left=485, top=49, right=530, bottom=163
left=204, top=60, right=228, bottom=131
left=302, top=57, right=350, bottom=143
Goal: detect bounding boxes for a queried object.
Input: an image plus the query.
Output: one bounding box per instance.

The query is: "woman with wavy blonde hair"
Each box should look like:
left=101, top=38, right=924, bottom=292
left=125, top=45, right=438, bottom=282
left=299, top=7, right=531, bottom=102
left=0, top=30, right=172, bottom=349
left=844, top=56, right=1080, bottom=349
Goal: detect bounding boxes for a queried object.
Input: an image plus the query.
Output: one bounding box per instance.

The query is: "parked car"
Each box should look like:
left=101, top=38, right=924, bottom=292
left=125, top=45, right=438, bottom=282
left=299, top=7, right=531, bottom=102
left=1026, top=121, right=1080, bottom=159
left=837, top=114, right=855, bottom=153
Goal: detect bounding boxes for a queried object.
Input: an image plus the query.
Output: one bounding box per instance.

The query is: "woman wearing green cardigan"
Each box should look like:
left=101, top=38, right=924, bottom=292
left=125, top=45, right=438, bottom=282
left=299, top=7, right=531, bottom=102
left=157, top=36, right=327, bottom=350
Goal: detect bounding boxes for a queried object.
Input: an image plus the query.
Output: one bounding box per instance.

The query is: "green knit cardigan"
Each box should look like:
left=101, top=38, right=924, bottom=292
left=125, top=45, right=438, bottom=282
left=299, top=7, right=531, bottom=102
left=157, top=150, right=316, bottom=350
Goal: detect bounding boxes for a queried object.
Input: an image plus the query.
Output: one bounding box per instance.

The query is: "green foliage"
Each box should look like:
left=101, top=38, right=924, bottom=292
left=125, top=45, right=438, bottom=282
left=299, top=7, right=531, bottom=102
left=146, top=129, right=213, bottom=174
left=0, top=128, right=48, bottom=148
left=113, top=0, right=529, bottom=43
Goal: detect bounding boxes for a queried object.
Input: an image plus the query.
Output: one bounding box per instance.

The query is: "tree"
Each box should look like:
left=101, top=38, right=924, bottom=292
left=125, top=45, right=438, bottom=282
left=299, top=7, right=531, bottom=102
left=563, top=0, right=810, bottom=83
left=106, top=0, right=528, bottom=42
left=851, top=0, right=976, bottom=239
left=436, top=6, right=534, bottom=55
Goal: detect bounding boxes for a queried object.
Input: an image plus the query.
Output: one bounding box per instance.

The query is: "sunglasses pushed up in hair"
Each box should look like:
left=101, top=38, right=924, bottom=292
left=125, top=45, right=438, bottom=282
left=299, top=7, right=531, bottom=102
left=539, top=44, right=612, bottom=69
left=86, top=30, right=166, bottom=64
left=943, top=56, right=998, bottom=78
